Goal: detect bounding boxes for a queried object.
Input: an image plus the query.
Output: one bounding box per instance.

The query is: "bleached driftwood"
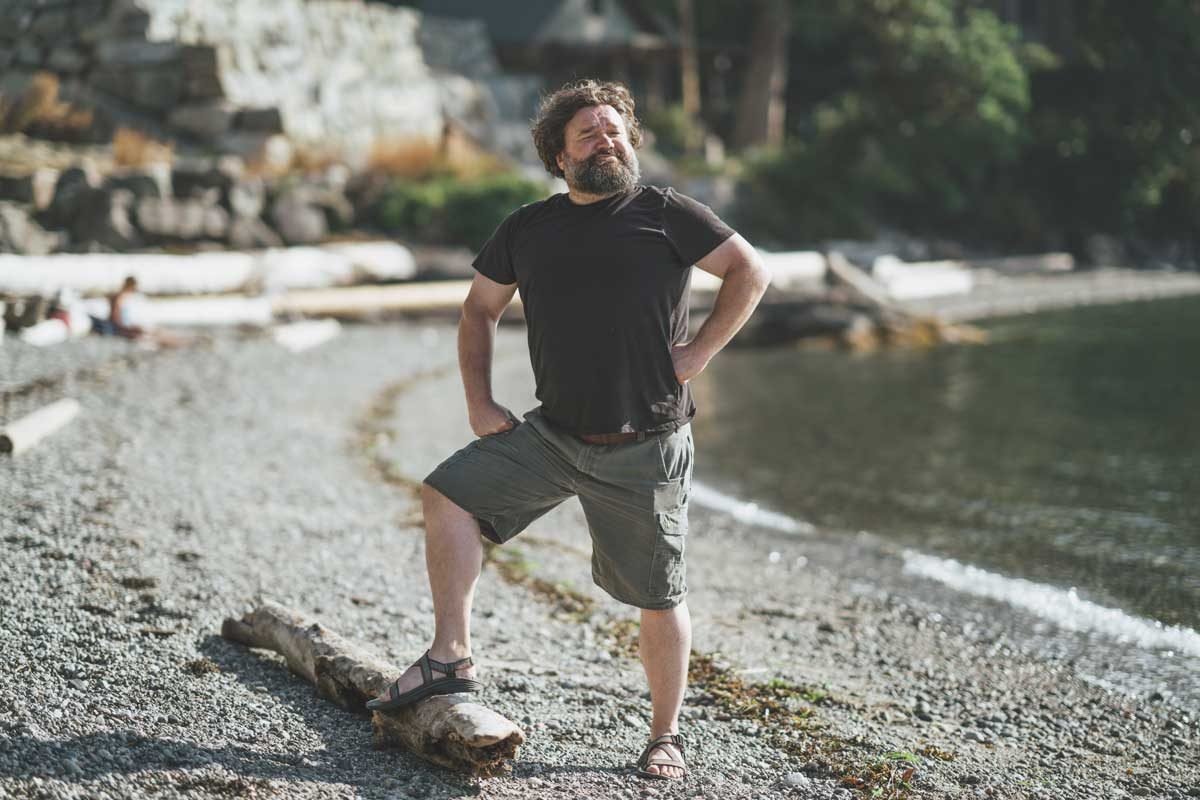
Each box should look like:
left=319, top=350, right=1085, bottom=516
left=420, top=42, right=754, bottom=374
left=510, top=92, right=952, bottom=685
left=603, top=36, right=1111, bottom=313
left=271, top=281, right=523, bottom=319
left=1, top=398, right=81, bottom=455
left=220, top=601, right=524, bottom=775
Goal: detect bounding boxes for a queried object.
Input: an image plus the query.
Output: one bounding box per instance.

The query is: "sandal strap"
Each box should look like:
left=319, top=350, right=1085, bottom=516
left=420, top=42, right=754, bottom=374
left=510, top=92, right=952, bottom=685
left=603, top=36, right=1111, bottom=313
left=638, top=733, right=686, bottom=769
left=420, top=650, right=474, bottom=679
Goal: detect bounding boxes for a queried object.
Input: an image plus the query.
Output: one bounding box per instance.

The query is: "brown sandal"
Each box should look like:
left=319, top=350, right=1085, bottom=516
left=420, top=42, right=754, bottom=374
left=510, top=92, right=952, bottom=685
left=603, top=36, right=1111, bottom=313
left=636, top=733, right=687, bottom=780
left=365, top=650, right=481, bottom=711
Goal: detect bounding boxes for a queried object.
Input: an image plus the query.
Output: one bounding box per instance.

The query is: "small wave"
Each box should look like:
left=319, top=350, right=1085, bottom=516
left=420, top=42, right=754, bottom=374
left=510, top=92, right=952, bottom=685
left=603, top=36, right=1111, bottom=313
left=690, top=482, right=816, bottom=534
left=902, top=551, right=1200, bottom=657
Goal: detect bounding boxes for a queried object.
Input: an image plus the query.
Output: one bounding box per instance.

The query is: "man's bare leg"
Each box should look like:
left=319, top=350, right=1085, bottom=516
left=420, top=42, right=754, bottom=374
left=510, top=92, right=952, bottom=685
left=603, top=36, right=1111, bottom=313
left=370, top=484, right=482, bottom=703
left=638, top=602, right=691, bottom=778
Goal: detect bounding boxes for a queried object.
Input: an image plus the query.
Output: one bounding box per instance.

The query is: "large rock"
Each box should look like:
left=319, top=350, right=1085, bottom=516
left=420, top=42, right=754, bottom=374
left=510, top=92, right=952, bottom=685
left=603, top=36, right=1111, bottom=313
left=30, top=168, right=60, bottom=211
left=42, top=165, right=102, bottom=228
left=27, top=8, right=72, bottom=43
left=227, top=177, right=265, bottom=218
left=79, top=1, right=151, bottom=44
left=136, top=196, right=229, bottom=242
left=104, top=171, right=164, bottom=202
left=234, top=107, right=284, bottom=133
left=47, top=45, right=87, bottom=73
left=227, top=215, right=283, bottom=250
left=172, top=157, right=242, bottom=200
left=0, top=201, right=61, bottom=255
left=69, top=187, right=140, bottom=251
left=269, top=191, right=327, bottom=246
left=168, top=102, right=237, bottom=141
left=90, top=66, right=184, bottom=111
left=94, top=38, right=181, bottom=67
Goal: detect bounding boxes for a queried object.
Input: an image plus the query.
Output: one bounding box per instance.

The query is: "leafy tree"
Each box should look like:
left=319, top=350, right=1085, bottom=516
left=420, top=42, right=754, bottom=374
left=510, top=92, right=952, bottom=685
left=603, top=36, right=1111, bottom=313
left=736, top=0, right=1036, bottom=244
left=1018, top=0, right=1200, bottom=251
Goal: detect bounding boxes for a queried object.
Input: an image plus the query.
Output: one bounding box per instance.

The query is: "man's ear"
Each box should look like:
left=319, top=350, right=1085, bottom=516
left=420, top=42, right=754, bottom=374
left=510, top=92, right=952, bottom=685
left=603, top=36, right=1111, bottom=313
left=555, top=151, right=564, bottom=174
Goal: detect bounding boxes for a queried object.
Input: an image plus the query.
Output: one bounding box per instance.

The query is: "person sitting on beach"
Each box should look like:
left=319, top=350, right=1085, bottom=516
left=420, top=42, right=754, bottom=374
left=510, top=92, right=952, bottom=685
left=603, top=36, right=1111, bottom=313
left=108, top=276, right=147, bottom=339
left=366, top=79, right=771, bottom=781
left=95, top=276, right=188, bottom=348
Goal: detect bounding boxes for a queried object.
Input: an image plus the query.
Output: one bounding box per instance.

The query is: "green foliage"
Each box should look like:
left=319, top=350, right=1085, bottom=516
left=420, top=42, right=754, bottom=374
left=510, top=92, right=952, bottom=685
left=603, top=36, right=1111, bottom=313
left=735, top=0, right=1033, bottom=245
left=726, top=0, right=1200, bottom=253
left=642, top=104, right=704, bottom=160
left=1016, top=0, right=1200, bottom=249
left=373, top=173, right=547, bottom=250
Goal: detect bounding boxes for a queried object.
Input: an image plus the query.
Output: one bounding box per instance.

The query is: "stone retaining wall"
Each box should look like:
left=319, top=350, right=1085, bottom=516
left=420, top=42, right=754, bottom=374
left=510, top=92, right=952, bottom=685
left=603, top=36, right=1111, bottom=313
left=0, top=0, right=521, bottom=157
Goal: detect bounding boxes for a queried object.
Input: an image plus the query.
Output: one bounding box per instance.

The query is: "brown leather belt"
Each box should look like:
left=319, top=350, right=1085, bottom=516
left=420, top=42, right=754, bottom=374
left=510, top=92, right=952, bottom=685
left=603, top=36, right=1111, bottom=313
left=578, top=430, right=648, bottom=445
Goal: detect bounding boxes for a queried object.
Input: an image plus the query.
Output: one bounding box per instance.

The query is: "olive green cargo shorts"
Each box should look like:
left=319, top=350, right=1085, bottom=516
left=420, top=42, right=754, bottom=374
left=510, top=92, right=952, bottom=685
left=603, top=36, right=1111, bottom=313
left=423, top=407, right=693, bottom=610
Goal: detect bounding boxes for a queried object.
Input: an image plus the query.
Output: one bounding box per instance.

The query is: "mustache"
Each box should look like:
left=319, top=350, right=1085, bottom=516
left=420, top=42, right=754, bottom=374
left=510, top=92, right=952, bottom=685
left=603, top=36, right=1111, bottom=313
left=588, top=149, right=628, bottom=166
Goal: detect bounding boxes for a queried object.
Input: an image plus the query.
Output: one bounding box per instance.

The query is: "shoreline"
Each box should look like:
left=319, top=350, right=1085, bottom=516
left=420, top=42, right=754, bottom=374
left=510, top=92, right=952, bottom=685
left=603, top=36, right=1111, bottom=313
left=1, top=319, right=1197, bottom=799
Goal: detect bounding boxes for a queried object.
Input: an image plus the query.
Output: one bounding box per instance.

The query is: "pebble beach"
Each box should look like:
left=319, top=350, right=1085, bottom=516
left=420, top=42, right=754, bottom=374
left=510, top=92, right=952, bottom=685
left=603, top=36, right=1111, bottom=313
left=1, top=321, right=1197, bottom=799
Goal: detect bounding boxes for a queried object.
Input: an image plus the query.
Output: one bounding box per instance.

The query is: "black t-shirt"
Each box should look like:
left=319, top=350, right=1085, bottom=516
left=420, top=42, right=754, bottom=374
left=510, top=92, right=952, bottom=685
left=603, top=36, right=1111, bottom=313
left=473, top=184, right=735, bottom=435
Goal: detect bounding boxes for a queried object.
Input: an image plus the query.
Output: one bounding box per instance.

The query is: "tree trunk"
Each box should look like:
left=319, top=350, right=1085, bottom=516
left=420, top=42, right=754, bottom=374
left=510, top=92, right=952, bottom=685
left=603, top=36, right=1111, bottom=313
left=732, top=0, right=790, bottom=150
left=221, top=601, right=525, bottom=776
left=677, top=0, right=701, bottom=120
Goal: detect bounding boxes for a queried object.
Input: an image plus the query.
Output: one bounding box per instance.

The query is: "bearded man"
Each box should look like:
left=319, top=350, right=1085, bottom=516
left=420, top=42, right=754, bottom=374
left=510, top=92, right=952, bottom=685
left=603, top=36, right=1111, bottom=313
left=368, top=80, right=770, bottom=782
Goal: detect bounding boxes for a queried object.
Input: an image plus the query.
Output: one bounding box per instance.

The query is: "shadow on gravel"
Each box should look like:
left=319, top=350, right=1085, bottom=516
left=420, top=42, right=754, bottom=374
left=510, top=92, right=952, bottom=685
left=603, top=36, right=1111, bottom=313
left=191, top=634, right=483, bottom=797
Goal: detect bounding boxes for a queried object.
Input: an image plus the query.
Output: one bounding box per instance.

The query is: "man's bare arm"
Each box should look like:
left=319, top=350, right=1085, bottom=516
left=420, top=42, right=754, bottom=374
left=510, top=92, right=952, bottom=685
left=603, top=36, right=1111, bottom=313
left=459, top=272, right=520, bottom=436
left=672, top=233, right=771, bottom=382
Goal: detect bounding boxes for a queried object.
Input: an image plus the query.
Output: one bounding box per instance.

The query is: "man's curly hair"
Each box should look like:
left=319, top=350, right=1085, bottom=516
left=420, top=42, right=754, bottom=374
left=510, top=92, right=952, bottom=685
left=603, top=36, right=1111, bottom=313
left=531, top=79, right=643, bottom=179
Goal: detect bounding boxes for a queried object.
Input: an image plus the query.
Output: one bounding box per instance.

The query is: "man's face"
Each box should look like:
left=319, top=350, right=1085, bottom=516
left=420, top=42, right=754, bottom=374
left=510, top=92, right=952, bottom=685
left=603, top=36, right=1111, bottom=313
left=556, top=104, right=640, bottom=196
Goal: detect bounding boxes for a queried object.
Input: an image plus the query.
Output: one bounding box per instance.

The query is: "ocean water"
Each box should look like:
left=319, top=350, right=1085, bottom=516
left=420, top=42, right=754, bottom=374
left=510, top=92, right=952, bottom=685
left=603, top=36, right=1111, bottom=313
left=692, top=295, right=1200, bottom=634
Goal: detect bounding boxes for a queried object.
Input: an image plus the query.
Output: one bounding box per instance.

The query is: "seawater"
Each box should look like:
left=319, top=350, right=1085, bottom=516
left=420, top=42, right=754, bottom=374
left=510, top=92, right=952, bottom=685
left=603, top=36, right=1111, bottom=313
left=693, top=295, right=1200, bottom=632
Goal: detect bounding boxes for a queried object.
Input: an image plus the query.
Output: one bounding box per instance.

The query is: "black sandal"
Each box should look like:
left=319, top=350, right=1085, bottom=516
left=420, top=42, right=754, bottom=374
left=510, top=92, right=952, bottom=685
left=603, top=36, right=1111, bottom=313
left=365, top=650, right=482, bottom=711
left=636, top=732, right=687, bottom=780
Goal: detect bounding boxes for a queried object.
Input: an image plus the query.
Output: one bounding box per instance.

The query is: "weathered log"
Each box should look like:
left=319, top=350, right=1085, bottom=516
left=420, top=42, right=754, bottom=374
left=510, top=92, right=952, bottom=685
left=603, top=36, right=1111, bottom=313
left=220, top=601, right=524, bottom=776
left=1, top=398, right=81, bottom=455
left=270, top=281, right=523, bottom=320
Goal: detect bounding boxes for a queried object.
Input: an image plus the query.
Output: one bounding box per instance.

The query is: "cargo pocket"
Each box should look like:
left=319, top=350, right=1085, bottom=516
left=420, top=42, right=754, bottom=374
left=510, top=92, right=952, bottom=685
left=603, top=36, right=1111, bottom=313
left=649, top=506, right=688, bottom=600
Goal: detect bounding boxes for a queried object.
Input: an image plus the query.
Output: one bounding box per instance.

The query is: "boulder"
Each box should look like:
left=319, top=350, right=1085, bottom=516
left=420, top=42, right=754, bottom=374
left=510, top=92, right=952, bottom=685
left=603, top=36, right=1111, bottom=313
left=69, top=187, right=140, bottom=251
left=227, top=178, right=266, bottom=218
left=168, top=102, right=238, bottom=141
left=277, top=184, right=354, bottom=230
left=0, top=201, right=61, bottom=255
left=94, top=39, right=181, bottom=67
left=172, top=157, right=241, bottom=200
left=234, top=107, right=284, bottom=134
left=15, top=41, right=42, bottom=67
left=90, top=67, right=184, bottom=112
left=28, top=8, right=72, bottom=43
left=0, top=174, right=35, bottom=205
left=227, top=215, right=284, bottom=250
left=269, top=191, right=327, bottom=245
left=79, top=1, right=150, bottom=44
left=136, top=196, right=229, bottom=242
left=104, top=171, right=163, bottom=202
left=47, top=45, right=87, bottom=73
left=42, top=165, right=102, bottom=229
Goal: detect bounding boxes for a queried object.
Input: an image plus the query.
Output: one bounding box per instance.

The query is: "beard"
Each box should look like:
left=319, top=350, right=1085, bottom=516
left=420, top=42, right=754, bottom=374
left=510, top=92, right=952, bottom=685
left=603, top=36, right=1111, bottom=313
left=563, top=147, right=641, bottom=196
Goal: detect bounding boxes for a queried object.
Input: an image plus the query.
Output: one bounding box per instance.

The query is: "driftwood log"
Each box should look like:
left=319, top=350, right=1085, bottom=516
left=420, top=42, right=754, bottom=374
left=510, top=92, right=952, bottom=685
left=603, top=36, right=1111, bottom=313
left=221, top=601, right=525, bottom=776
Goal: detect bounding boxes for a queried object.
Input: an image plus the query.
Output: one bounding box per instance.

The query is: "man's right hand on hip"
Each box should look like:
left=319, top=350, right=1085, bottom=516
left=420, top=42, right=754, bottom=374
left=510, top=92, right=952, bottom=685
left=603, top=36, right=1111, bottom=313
left=469, top=401, right=519, bottom=438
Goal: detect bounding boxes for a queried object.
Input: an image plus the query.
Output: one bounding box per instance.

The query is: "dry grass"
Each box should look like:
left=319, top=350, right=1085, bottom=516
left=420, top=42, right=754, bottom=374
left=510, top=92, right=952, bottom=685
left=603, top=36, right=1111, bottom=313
left=0, top=72, right=96, bottom=141
left=112, top=127, right=173, bottom=167
left=287, top=141, right=344, bottom=175
left=367, top=127, right=506, bottom=181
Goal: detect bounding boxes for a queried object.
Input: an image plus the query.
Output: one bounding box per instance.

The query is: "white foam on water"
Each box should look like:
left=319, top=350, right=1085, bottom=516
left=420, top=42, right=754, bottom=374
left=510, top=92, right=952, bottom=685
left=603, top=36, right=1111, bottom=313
left=690, top=481, right=816, bottom=534
left=902, top=550, right=1200, bottom=657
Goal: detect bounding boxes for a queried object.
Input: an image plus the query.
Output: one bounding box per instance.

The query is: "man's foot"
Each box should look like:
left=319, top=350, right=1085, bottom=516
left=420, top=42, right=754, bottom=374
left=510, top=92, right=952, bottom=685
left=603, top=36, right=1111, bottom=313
left=367, top=648, right=478, bottom=710
left=637, top=733, right=687, bottom=780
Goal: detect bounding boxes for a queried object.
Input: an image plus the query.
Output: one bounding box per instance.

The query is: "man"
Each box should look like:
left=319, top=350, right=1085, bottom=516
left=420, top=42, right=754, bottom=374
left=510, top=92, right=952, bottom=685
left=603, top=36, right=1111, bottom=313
left=368, top=80, right=770, bottom=781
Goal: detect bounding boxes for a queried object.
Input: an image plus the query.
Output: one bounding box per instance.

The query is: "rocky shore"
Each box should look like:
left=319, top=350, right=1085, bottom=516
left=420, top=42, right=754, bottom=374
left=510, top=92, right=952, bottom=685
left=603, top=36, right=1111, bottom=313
left=1, top=323, right=1197, bottom=799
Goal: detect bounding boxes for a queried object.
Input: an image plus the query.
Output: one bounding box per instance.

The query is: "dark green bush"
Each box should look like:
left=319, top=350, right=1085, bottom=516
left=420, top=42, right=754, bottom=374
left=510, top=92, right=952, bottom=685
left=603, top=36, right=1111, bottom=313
left=373, top=173, right=546, bottom=249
